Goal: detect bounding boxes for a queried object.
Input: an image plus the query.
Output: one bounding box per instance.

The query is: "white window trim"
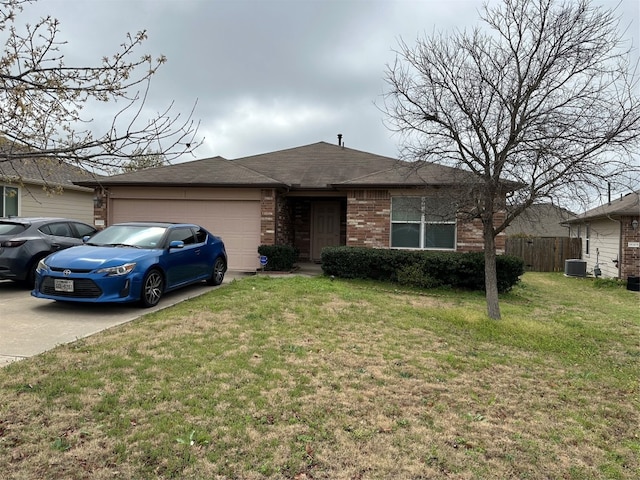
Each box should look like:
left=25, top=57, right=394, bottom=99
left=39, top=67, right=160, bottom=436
left=1, top=185, right=20, bottom=217
left=390, top=196, right=457, bottom=251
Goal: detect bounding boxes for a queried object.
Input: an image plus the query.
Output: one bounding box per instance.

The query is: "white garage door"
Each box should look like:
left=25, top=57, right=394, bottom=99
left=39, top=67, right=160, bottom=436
left=111, top=199, right=261, bottom=271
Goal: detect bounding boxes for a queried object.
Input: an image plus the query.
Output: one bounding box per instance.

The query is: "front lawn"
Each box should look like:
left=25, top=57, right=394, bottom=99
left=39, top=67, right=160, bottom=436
left=1, top=273, right=638, bottom=479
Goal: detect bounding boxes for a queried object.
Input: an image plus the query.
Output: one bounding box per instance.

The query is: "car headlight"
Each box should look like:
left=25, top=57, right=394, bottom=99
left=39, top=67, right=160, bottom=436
left=36, top=257, right=49, bottom=272
left=96, top=262, right=137, bottom=276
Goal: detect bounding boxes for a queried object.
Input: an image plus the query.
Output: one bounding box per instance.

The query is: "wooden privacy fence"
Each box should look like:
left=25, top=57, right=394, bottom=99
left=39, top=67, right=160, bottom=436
left=505, top=237, right=582, bottom=272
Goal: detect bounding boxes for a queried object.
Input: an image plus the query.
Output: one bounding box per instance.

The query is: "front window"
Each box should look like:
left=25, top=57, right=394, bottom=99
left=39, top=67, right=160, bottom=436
left=391, top=197, right=456, bottom=250
left=585, top=224, right=590, bottom=255
left=1, top=186, right=19, bottom=217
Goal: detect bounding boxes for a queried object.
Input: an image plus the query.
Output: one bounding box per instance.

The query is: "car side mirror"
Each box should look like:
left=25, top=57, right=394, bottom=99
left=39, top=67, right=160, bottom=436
left=169, top=240, right=185, bottom=249
left=82, top=235, right=91, bottom=243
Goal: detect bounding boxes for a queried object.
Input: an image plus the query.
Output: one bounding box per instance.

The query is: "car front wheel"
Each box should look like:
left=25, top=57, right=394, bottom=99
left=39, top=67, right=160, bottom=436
left=207, top=257, right=226, bottom=286
left=140, top=269, right=164, bottom=307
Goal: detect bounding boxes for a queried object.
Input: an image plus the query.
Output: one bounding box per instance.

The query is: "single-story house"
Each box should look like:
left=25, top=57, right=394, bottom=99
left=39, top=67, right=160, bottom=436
left=504, top=203, right=576, bottom=237
left=78, top=141, right=508, bottom=272
left=565, top=190, right=640, bottom=279
left=0, top=157, right=95, bottom=224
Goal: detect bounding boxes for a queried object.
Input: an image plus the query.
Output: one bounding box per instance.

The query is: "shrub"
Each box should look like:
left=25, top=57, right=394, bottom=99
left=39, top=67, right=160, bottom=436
left=257, top=244, right=299, bottom=271
left=396, top=263, right=443, bottom=289
left=321, top=246, right=524, bottom=293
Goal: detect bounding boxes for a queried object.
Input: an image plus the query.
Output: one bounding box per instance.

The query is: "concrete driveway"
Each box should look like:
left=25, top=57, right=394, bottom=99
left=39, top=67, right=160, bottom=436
left=0, top=273, right=241, bottom=367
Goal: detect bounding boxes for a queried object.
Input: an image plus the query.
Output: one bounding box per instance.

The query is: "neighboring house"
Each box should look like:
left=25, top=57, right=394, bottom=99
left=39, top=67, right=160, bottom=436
left=504, top=203, right=576, bottom=237
left=0, top=158, right=96, bottom=224
left=565, top=190, right=640, bottom=280
left=77, top=141, right=509, bottom=272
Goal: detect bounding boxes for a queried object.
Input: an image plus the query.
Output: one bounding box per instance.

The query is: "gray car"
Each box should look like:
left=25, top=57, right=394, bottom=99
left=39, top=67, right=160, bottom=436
left=0, top=217, right=97, bottom=286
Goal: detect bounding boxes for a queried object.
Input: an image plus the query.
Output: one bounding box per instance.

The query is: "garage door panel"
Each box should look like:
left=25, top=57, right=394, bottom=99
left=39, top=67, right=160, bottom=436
left=111, top=199, right=260, bottom=271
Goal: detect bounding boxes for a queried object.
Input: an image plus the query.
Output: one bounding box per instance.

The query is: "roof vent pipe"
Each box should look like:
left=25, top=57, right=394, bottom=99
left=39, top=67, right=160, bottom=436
left=337, top=133, right=343, bottom=146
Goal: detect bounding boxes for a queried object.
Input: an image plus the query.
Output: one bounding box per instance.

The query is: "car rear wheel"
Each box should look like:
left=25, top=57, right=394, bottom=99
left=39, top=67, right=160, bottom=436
left=140, top=269, right=164, bottom=307
left=21, top=256, right=44, bottom=289
left=207, top=257, right=226, bottom=286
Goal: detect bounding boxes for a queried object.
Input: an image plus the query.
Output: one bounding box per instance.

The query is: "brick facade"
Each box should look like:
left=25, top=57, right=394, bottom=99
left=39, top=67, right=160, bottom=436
left=260, top=189, right=276, bottom=245
left=92, top=187, right=108, bottom=229
left=344, top=189, right=505, bottom=253
left=456, top=212, right=506, bottom=254
left=620, top=215, right=640, bottom=279
left=346, top=190, right=391, bottom=248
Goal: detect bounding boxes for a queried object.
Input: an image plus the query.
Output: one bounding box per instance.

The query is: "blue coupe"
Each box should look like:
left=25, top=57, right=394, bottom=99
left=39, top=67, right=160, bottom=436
left=32, top=222, right=227, bottom=307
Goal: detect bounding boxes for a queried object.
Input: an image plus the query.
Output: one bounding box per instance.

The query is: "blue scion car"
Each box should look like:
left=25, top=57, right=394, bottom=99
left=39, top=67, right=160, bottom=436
left=32, top=222, right=227, bottom=307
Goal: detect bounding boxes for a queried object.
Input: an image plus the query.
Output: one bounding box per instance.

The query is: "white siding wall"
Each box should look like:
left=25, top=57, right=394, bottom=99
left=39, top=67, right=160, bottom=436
left=582, top=218, right=621, bottom=278
left=19, top=184, right=95, bottom=225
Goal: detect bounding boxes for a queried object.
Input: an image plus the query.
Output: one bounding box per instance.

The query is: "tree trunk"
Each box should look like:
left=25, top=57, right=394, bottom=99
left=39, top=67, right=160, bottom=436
left=483, top=223, right=501, bottom=320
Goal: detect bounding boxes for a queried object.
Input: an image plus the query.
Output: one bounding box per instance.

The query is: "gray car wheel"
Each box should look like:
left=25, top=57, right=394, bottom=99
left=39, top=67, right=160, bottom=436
left=207, top=257, right=226, bottom=286
left=140, top=269, right=164, bottom=307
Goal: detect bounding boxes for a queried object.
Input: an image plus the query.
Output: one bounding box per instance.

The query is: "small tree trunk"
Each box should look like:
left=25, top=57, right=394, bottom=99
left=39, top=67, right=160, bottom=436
left=483, top=223, right=501, bottom=320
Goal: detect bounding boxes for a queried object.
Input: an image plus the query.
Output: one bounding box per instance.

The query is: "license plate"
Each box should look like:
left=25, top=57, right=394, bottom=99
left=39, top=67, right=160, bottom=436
left=54, top=279, right=74, bottom=292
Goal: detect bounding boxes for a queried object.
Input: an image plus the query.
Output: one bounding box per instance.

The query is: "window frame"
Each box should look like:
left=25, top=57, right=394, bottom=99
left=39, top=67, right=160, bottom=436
left=1, top=185, right=19, bottom=217
left=390, top=196, right=457, bottom=251
left=585, top=223, right=590, bottom=255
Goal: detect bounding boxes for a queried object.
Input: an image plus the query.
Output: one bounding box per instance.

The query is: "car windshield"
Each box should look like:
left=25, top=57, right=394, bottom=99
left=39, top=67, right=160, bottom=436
left=88, top=225, right=167, bottom=249
left=0, top=222, right=26, bottom=235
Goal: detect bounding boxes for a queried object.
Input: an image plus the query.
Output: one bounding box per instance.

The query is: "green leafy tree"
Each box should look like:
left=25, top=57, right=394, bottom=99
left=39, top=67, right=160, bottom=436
left=383, top=0, right=640, bottom=319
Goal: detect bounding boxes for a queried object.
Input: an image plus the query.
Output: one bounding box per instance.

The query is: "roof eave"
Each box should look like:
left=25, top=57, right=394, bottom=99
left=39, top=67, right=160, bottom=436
left=74, top=181, right=288, bottom=189
left=4, top=177, right=94, bottom=192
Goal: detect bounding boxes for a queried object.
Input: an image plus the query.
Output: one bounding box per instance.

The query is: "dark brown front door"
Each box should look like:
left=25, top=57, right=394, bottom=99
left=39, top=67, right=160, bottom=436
left=311, top=201, right=340, bottom=261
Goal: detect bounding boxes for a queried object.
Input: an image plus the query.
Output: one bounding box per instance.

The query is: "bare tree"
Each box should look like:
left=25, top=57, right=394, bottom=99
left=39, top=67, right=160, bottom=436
left=120, top=149, right=169, bottom=173
left=383, top=0, right=640, bottom=319
left=0, top=0, right=200, bottom=176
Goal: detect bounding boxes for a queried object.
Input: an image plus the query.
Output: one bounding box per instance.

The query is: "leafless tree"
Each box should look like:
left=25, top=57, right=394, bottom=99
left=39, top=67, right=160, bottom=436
left=120, top=149, right=169, bottom=173
left=0, top=0, right=200, bottom=176
left=383, top=0, right=640, bottom=319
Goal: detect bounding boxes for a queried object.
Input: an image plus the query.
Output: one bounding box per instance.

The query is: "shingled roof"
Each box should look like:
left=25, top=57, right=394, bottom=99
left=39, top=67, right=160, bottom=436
left=0, top=158, right=96, bottom=191
left=566, top=190, right=640, bottom=222
left=77, top=155, right=284, bottom=188
left=75, top=142, right=470, bottom=190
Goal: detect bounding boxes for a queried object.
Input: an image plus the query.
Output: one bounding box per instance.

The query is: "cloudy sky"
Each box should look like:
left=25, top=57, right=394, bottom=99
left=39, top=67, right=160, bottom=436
left=18, top=0, right=640, bottom=162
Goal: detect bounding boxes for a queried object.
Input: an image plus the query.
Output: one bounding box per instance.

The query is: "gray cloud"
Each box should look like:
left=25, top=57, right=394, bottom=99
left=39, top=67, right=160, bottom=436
left=17, top=0, right=640, bottom=160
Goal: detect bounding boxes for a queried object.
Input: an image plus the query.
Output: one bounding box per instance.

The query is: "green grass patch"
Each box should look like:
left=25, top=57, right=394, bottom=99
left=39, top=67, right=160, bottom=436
left=0, top=273, right=638, bottom=479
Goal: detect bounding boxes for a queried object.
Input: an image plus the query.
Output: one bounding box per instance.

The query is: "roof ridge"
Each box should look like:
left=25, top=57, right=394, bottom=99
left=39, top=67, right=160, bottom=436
left=228, top=159, right=286, bottom=185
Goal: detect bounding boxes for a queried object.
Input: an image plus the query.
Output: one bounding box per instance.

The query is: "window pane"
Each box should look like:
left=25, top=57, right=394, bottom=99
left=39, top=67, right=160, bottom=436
left=3, top=187, right=19, bottom=216
left=391, top=223, right=420, bottom=248
left=391, top=197, right=422, bottom=222
left=425, top=224, right=456, bottom=249
left=424, top=197, right=455, bottom=222
left=73, top=223, right=97, bottom=238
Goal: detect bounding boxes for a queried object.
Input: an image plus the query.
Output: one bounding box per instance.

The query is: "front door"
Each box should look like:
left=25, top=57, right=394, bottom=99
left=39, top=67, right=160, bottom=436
left=311, top=201, right=341, bottom=261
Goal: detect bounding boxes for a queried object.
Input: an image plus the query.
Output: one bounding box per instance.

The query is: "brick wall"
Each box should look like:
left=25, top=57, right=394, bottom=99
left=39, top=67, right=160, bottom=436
left=620, top=215, right=640, bottom=279
left=346, top=190, right=391, bottom=248
left=345, top=189, right=506, bottom=253
left=274, top=193, right=292, bottom=246
left=457, top=212, right=506, bottom=254
left=93, top=187, right=108, bottom=229
left=260, top=189, right=276, bottom=245
left=292, top=199, right=311, bottom=260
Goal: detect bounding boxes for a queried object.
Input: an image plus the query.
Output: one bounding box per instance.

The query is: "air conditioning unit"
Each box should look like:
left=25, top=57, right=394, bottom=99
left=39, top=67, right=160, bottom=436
left=564, top=259, right=587, bottom=277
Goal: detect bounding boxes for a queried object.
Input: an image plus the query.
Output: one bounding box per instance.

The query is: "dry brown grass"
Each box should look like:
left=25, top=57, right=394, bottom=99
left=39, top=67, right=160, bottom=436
left=0, top=273, right=638, bottom=479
